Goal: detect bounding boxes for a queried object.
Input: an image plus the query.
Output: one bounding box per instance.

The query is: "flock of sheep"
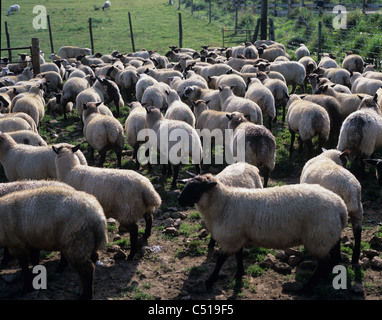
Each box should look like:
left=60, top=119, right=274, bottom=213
left=0, top=38, right=380, bottom=299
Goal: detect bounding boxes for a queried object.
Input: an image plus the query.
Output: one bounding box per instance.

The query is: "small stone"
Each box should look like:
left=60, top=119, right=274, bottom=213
left=275, top=250, right=288, bottom=261
left=168, top=207, right=178, bottom=212
left=178, top=212, right=188, bottom=220
left=162, top=217, right=174, bottom=228
left=369, top=235, right=382, bottom=250
left=259, top=253, right=277, bottom=268
left=107, top=244, right=121, bottom=253
left=107, top=218, right=117, bottom=225
left=371, top=256, right=382, bottom=269
left=284, top=248, right=302, bottom=256
left=173, top=218, right=181, bottom=228
left=363, top=249, right=379, bottom=259
left=360, top=257, right=370, bottom=269
left=163, top=227, right=179, bottom=236
left=274, top=261, right=292, bottom=274
left=287, top=255, right=301, bottom=267
left=113, top=249, right=127, bottom=260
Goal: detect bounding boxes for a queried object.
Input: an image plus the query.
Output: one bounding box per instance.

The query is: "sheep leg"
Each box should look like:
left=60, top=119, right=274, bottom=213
left=351, top=221, right=362, bottom=266
left=208, top=237, right=216, bottom=250
left=88, top=145, right=95, bottom=164
left=235, top=248, right=244, bottom=280
left=127, top=223, right=139, bottom=260
left=263, top=167, right=270, bottom=188
left=114, top=146, right=122, bottom=168
left=18, top=253, right=34, bottom=295
left=205, top=252, right=229, bottom=289
left=194, top=164, right=201, bottom=175
left=268, top=116, right=273, bottom=132
left=143, top=212, right=153, bottom=240
left=290, top=84, right=297, bottom=94
left=304, top=139, right=313, bottom=159
left=302, top=257, right=332, bottom=292
left=56, top=253, right=69, bottom=273
left=29, top=248, right=40, bottom=266
left=133, top=143, right=140, bottom=170
left=71, top=259, right=94, bottom=300
left=171, top=165, right=180, bottom=189
left=289, top=130, right=295, bottom=157
left=98, top=148, right=107, bottom=167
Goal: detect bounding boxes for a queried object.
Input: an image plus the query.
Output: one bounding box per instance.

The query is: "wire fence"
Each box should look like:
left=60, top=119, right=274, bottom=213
left=176, top=0, right=382, bottom=67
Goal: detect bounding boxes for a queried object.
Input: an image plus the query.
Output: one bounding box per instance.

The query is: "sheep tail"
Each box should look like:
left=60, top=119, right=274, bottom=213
left=142, top=186, right=162, bottom=209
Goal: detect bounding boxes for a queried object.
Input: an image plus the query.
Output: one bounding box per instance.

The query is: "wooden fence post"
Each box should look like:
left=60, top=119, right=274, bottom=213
left=88, top=18, right=94, bottom=54
left=317, top=21, right=322, bottom=62
left=31, top=37, right=40, bottom=76
left=128, top=12, right=136, bottom=52
left=47, top=15, right=54, bottom=54
left=5, top=22, right=11, bottom=61
left=274, top=0, right=277, bottom=16
left=269, top=18, right=275, bottom=41
left=260, top=0, right=268, bottom=40
left=208, top=0, right=212, bottom=24
left=179, top=13, right=183, bottom=48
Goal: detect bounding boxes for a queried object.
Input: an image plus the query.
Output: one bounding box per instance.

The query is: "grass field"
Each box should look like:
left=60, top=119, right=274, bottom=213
left=1, top=0, right=224, bottom=57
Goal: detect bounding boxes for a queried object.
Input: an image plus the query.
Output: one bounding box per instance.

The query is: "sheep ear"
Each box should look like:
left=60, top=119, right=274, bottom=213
left=357, top=94, right=363, bottom=101
left=185, top=171, right=196, bottom=177
left=244, top=114, right=251, bottom=121
left=95, top=102, right=103, bottom=107
left=226, top=114, right=232, bottom=120
left=374, top=93, right=378, bottom=102
left=218, top=86, right=223, bottom=92
left=341, top=149, right=350, bottom=157
left=52, top=146, right=59, bottom=154
left=72, top=145, right=81, bottom=153
left=82, top=103, right=88, bottom=110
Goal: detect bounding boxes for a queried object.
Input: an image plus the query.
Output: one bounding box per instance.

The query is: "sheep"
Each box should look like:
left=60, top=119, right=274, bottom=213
left=102, top=0, right=111, bottom=10
left=99, top=77, right=125, bottom=117
left=300, top=148, right=363, bottom=265
left=226, top=112, right=275, bottom=187
left=225, top=58, right=260, bottom=73
left=82, top=102, right=125, bottom=168
left=53, top=144, right=162, bottom=260
left=257, top=44, right=289, bottom=62
left=61, top=76, right=91, bottom=118
left=0, top=185, right=107, bottom=299
left=286, top=95, right=330, bottom=158
left=337, top=94, right=382, bottom=174
left=199, top=64, right=233, bottom=81
left=342, top=52, right=364, bottom=73
left=125, top=102, right=150, bottom=169
left=164, top=89, right=196, bottom=127
left=7, top=4, right=20, bottom=16
left=17, top=53, right=31, bottom=69
left=313, top=67, right=351, bottom=88
left=135, top=73, right=158, bottom=102
left=256, top=71, right=289, bottom=122
left=245, top=78, right=276, bottom=130
left=242, top=42, right=259, bottom=59
left=7, top=130, right=47, bottom=146
left=350, top=72, right=382, bottom=96
left=141, top=81, right=171, bottom=110
left=145, top=106, right=202, bottom=188
left=77, top=54, right=105, bottom=67
left=178, top=174, right=347, bottom=290
left=0, top=110, right=37, bottom=133
left=11, top=84, right=45, bottom=128
left=112, top=66, right=139, bottom=102
left=208, top=73, right=247, bottom=97
left=307, top=73, right=351, bottom=94
left=268, top=61, right=306, bottom=94
left=46, top=93, right=74, bottom=120
left=0, top=132, right=87, bottom=182
left=300, top=94, right=343, bottom=148
left=192, top=99, right=230, bottom=136
left=318, top=54, right=340, bottom=69
left=364, top=159, right=382, bottom=186
left=40, top=62, right=61, bottom=75
left=144, top=68, right=183, bottom=85
left=3, top=67, right=33, bottom=84
left=75, top=78, right=107, bottom=120
left=315, top=84, right=369, bottom=120
left=0, top=116, right=34, bottom=133
left=36, top=71, right=63, bottom=92
left=58, top=46, right=92, bottom=59
left=295, top=44, right=310, bottom=61
left=181, top=85, right=220, bottom=111
left=219, top=86, right=263, bottom=125
left=169, top=72, right=208, bottom=97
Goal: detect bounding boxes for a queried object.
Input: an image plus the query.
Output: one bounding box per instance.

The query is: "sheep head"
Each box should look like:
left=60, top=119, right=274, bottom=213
left=178, top=174, right=217, bottom=207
